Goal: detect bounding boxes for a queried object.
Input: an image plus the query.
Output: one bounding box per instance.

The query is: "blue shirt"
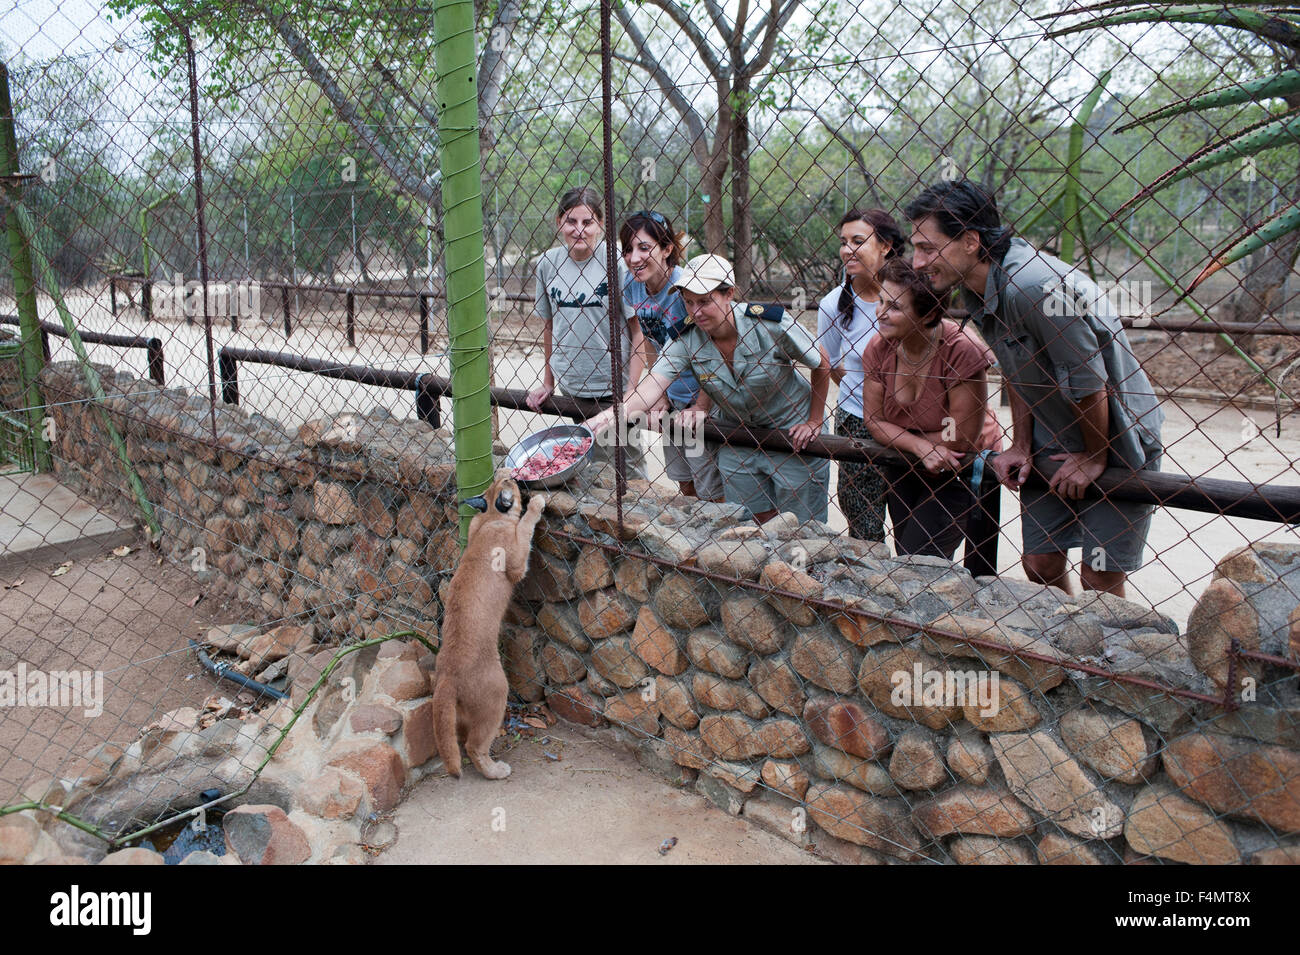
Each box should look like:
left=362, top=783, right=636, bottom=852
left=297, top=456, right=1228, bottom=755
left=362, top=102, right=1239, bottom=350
left=624, top=267, right=698, bottom=405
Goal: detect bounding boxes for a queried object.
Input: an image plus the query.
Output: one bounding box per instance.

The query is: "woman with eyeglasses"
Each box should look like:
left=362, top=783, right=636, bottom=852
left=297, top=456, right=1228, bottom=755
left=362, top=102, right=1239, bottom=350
left=861, top=258, right=1002, bottom=559
left=526, top=186, right=647, bottom=478
left=584, top=254, right=831, bottom=525
left=815, top=209, right=904, bottom=543
left=619, top=209, right=724, bottom=501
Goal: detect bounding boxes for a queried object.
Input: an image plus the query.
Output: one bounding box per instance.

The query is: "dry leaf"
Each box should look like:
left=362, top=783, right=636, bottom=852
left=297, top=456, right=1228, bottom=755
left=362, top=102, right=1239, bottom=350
left=51, top=562, right=72, bottom=577
left=2, top=579, right=23, bottom=590
left=112, top=545, right=133, bottom=557
left=187, top=593, right=203, bottom=607
left=523, top=716, right=547, bottom=729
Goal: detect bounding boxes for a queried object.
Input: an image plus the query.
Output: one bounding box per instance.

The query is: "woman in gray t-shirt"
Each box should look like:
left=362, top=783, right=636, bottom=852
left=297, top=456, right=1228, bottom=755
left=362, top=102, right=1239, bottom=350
left=526, top=186, right=647, bottom=477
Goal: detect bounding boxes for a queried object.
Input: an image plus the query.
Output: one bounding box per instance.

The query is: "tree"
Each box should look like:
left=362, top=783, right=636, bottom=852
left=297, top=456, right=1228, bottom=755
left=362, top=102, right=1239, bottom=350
left=611, top=0, right=828, bottom=286
left=108, top=0, right=526, bottom=210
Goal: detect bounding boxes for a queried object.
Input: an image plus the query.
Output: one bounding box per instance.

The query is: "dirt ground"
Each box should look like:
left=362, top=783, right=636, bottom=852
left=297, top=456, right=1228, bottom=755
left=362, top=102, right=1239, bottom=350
left=375, top=724, right=825, bottom=865
left=0, top=541, right=258, bottom=806
left=1130, top=329, right=1300, bottom=401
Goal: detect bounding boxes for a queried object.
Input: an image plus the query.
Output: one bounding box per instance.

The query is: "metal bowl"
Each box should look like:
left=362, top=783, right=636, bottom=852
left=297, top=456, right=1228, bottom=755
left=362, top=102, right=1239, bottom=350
left=505, top=423, right=595, bottom=489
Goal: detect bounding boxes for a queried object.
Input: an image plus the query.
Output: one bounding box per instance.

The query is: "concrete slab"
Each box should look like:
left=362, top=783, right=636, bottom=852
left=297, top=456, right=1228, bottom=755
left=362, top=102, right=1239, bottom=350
left=0, top=472, right=136, bottom=574
left=375, top=726, right=825, bottom=865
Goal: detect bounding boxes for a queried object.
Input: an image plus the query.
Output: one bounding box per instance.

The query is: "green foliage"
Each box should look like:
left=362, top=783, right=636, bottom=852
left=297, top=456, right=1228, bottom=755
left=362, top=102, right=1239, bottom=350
left=1044, top=1, right=1300, bottom=286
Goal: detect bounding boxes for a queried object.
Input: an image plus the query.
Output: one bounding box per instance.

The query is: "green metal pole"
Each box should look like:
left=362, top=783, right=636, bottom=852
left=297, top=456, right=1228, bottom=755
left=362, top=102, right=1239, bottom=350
left=0, top=61, right=50, bottom=470
left=433, top=0, right=493, bottom=547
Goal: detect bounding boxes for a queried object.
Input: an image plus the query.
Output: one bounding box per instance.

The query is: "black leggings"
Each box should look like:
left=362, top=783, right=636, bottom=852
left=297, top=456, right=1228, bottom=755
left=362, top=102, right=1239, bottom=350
left=885, top=465, right=976, bottom=560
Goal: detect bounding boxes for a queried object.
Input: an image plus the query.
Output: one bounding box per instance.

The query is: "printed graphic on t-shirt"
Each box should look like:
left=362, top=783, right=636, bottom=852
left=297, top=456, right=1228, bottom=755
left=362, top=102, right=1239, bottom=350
left=549, top=280, right=609, bottom=309
left=634, top=301, right=688, bottom=346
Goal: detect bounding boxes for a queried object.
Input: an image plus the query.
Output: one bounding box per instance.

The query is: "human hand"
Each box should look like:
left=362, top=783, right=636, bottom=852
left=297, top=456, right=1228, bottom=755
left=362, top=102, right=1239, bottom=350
left=526, top=384, right=553, bottom=412
left=584, top=408, right=617, bottom=438
left=646, top=398, right=671, bottom=432
left=919, top=444, right=965, bottom=475
left=990, top=447, right=1031, bottom=490
left=1048, top=451, right=1105, bottom=501
left=677, top=406, right=709, bottom=434
left=789, top=420, right=820, bottom=453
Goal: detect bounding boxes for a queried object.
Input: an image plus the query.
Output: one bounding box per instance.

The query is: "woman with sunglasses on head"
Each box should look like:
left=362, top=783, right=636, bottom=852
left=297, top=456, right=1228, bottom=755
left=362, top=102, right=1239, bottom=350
left=526, top=186, right=647, bottom=478
left=815, top=209, right=905, bottom=543
left=620, top=209, right=725, bottom=501
left=860, top=258, right=1002, bottom=559
left=584, top=253, right=831, bottom=525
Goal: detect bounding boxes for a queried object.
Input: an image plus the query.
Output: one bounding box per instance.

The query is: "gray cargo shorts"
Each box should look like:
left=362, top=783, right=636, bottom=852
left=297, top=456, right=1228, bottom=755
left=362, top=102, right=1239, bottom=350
left=1020, top=445, right=1161, bottom=574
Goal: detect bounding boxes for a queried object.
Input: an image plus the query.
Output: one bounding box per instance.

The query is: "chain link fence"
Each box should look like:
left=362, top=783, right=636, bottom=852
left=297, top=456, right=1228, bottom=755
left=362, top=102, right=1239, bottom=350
left=0, top=0, right=1298, bottom=864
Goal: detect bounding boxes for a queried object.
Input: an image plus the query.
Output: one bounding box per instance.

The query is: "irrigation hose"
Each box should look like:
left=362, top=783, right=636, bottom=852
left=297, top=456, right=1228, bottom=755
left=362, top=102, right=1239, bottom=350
left=189, top=638, right=289, bottom=701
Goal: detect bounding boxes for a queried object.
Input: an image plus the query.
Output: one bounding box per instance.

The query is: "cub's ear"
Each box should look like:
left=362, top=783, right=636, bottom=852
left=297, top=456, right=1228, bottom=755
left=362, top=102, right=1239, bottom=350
left=495, top=489, right=515, bottom=513
left=464, top=495, right=488, bottom=513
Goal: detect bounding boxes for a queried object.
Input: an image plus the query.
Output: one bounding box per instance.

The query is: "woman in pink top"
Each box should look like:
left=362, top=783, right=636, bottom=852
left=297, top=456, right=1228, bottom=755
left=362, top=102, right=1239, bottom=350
left=861, top=258, right=1002, bottom=559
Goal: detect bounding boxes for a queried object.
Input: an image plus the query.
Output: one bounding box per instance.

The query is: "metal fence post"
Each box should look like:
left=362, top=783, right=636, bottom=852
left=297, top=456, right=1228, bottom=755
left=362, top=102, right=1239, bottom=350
left=0, top=61, right=50, bottom=470
left=433, top=0, right=493, bottom=545
left=418, top=292, right=430, bottom=355
left=346, top=289, right=356, bottom=347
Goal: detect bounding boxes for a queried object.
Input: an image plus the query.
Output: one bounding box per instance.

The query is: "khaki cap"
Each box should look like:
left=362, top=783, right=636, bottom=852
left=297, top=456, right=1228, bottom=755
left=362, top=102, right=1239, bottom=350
left=673, top=254, right=735, bottom=295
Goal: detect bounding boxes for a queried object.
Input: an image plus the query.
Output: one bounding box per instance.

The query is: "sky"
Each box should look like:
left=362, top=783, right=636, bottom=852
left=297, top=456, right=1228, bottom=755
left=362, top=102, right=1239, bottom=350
left=0, top=0, right=138, bottom=62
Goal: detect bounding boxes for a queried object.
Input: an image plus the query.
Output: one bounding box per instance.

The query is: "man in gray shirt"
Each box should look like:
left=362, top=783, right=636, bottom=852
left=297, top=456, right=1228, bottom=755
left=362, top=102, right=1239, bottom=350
left=906, top=180, right=1163, bottom=597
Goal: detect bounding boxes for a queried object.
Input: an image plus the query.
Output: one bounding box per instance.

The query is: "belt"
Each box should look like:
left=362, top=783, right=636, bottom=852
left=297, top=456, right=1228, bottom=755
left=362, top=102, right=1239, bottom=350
left=970, top=449, right=996, bottom=493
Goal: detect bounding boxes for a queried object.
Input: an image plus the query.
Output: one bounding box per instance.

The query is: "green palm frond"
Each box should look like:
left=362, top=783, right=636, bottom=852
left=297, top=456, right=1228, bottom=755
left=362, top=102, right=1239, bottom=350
left=1046, top=6, right=1300, bottom=48
left=1038, top=0, right=1300, bottom=20
left=1051, top=0, right=1300, bottom=287
left=1191, top=201, right=1300, bottom=288
left=1119, top=70, right=1300, bottom=128
left=1109, top=109, right=1300, bottom=219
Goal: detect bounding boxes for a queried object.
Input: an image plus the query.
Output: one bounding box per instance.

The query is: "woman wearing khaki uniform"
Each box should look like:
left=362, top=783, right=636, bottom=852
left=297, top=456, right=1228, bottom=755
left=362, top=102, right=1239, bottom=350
left=585, top=254, right=831, bottom=523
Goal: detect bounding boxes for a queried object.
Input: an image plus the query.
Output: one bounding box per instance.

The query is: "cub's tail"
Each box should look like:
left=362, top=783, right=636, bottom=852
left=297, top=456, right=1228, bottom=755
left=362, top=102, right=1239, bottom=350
left=431, top=679, right=462, bottom=778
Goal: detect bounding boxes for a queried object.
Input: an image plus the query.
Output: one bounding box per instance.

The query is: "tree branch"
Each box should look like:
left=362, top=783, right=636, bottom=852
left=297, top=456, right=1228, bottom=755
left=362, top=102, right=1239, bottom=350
left=744, top=0, right=800, bottom=69
left=265, top=8, right=440, bottom=205
left=478, top=0, right=522, bottom=132
left=632, top=0, right=726, bottom=78
left=373, top=58, right=440, bottom=128
left=613, top=2, right=709, bottom=145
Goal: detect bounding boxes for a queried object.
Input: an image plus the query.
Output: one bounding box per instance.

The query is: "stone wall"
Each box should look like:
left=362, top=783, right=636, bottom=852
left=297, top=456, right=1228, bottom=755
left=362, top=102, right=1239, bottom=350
left=35, top=360, right=1300, bottom=864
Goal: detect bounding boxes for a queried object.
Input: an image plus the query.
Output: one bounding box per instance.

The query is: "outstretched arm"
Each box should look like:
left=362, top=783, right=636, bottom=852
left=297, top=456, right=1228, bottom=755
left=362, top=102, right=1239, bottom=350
left=583, top=372, right=673, bottom=437
left=789, top=346, right=831, bottom=452
left=527, top=318, right=555, bottom=411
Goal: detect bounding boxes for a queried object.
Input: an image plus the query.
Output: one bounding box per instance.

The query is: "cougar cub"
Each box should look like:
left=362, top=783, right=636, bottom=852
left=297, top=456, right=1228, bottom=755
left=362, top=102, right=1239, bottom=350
left=432, top=472, right=545, bottom=780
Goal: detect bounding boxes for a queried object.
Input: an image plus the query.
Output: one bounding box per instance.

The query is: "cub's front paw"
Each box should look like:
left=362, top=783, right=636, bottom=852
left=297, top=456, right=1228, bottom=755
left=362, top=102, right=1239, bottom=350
left=527, top=494, right=547, bottom=514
